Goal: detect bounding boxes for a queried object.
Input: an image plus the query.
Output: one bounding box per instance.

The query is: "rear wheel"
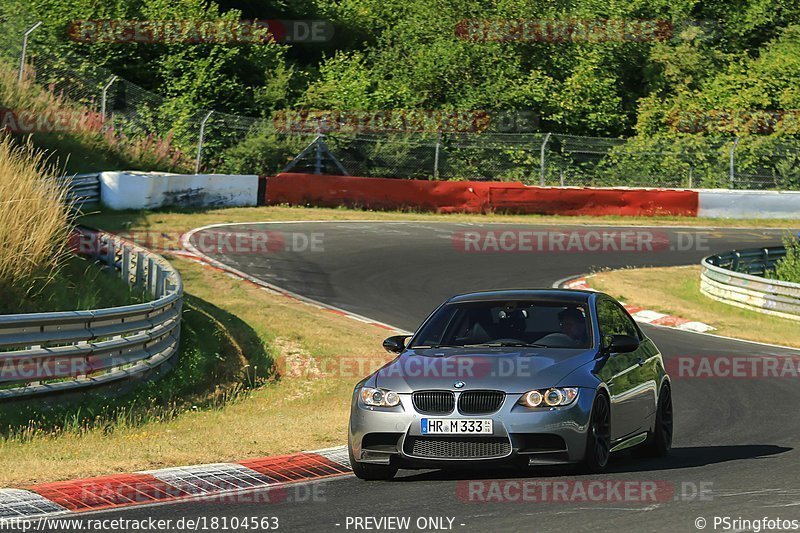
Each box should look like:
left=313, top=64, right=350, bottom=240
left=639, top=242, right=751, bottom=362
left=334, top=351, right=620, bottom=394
left=633, top=384, right=673, bottom=458
left=348, top=444, right=398, bottom=480
left=583, top=391, right=611, bottom=473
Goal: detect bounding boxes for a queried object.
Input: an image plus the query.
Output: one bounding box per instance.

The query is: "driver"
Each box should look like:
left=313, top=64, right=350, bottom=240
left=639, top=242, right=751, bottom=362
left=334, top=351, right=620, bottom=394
left=558, top=307, right=588, bottom=345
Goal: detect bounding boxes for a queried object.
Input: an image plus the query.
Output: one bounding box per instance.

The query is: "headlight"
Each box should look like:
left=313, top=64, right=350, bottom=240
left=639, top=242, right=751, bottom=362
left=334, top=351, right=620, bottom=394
left=519, top=387, right=578, bottom=408
left=360, top=387, right=401, bottom=407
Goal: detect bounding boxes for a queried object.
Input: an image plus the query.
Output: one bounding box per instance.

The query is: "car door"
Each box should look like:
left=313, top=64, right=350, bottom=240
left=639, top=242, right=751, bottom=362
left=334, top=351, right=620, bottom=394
left=595, top=299, right=652, bottom=440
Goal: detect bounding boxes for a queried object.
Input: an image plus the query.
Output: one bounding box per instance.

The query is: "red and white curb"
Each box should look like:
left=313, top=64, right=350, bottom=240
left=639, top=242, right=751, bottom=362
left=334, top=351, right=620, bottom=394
left=560, top=276, right=715, bottom=333
left=0, top=447, right=350, bottom=520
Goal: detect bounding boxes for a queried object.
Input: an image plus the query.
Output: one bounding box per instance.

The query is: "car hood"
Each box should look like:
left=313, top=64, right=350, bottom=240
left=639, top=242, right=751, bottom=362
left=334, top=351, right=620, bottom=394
left=373, top=347, right=598, bottom=394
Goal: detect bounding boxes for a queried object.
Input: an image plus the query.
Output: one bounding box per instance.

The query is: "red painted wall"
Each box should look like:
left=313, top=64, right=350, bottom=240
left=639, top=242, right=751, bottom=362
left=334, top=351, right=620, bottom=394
left=265, top=173, right=699, bottom=217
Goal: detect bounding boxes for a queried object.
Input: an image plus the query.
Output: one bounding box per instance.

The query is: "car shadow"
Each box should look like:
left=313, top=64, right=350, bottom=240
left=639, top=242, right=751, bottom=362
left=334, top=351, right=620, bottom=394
left=392, top=444, right=792, bottom=482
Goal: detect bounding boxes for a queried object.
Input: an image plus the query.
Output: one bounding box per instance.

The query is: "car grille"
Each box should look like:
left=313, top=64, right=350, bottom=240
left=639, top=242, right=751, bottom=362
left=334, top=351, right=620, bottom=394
left=458, top=390, right=505, bottom=414
left=404, top=436, right=511, bottom=459
left=412, top=391, right=454, bottom=415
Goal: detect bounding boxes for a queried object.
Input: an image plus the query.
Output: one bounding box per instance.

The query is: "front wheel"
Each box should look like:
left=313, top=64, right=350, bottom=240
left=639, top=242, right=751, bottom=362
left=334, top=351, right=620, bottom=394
left=348, top=445, right=398, bottom=480
left=583, top=391, right=611, bottom=473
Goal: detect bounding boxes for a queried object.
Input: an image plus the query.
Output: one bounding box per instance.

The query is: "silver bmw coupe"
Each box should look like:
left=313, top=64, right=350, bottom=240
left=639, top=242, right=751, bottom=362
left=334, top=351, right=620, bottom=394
left=348, top=289, right=673, bottom=480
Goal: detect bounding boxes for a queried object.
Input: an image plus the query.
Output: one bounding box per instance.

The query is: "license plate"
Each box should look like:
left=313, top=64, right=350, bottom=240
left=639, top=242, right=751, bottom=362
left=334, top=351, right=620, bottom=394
left=421, top=418, right=493, bottom=435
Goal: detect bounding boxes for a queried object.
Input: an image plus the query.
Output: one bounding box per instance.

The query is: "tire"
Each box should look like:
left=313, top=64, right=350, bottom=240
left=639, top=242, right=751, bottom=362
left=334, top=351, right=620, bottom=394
left=583, top=391, right=611, bottom=473
left=633, top=384, right=673, bottom=458
left=348, top=444, right=398, bottom=481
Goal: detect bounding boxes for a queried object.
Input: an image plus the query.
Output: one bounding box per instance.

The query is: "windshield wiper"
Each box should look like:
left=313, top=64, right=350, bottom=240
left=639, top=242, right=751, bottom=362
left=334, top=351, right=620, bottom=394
left=412, top=344, right=466, bottom=349
left=413, top=342, right=550, bottom=349
left=471, top=341, right=550, bottom=348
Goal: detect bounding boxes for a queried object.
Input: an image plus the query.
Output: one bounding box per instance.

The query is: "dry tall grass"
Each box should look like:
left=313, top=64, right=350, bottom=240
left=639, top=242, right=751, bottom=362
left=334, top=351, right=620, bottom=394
left=0, top=59, right=59, bottom=114
left=0, top=135, right=70, bottom=289
left=0, top=58, right=192, bottom=173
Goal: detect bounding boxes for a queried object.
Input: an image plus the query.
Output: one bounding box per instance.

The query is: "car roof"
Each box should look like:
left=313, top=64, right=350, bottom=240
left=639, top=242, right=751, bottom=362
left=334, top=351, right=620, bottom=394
left=447, top=289, right=599, bottom=304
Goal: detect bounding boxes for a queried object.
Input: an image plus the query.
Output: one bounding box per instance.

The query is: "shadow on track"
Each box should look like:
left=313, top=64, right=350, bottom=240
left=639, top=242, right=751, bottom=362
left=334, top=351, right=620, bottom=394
left=391, top=444, right=792, bottom=481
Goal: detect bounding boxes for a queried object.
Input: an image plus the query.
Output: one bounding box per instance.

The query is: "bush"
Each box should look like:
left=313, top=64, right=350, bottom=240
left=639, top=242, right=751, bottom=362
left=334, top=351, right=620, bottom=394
left=773, top=233, right=800, bottom=284
left=216, top=127, right=309, bottom=175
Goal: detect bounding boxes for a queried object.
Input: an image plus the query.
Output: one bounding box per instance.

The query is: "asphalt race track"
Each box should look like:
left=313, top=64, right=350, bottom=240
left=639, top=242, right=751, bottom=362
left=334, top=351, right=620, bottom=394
left=81, top=222, right=800, bottom=532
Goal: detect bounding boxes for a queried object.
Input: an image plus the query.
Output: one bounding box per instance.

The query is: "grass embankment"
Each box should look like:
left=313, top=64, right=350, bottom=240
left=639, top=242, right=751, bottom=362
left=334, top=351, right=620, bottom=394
left=0, top=135, right=143, bottom=314
left=0, top=136, right=239, bottom=486
left=0, top=255, right=146, bottom=314
left=0, top=255, right=388, bottom=486
left=590, top=265, right=800, bottom=347
left=0, top=61, right=189, bottom=174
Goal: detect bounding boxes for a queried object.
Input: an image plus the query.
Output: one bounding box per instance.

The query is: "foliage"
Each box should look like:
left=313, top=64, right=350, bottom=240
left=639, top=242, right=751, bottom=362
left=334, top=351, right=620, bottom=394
left=1, top=0, right=799, bottom=178
left=773, top=233, right=800, bottom=283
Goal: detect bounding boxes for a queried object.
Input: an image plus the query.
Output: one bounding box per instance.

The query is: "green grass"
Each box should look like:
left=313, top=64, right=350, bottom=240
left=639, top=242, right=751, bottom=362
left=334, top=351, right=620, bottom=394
left=0, top=255, right=145, bottom=315
left=24, top=131, right=130, bottom=175
left=81, top=205, right=800, bottom=240
left=0, top=255, right=379, bottom=486
left=591, top=265, right=800, bottom=347
left=0, top=288, right=272, bottom=437
left=0, top=249, right=274, bottom=449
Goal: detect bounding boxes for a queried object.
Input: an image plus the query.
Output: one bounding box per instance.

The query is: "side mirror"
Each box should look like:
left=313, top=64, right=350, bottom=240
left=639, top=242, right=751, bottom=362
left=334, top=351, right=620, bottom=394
left=382, top=335, right=409, bottom=354
left=603, top=334, right=640, bottom=354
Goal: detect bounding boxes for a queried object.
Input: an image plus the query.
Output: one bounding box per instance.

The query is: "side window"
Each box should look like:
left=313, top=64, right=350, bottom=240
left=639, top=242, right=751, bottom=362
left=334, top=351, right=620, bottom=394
left=597, top=300, right=639, bottom=339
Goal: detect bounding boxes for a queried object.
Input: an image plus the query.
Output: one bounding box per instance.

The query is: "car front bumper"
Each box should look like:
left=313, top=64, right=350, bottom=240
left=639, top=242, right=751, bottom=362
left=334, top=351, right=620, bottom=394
left=348, top=388, right=596, bottom=468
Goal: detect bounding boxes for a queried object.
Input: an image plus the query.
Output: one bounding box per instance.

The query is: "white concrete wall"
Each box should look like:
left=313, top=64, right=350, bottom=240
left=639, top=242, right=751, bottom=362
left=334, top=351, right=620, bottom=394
left=698, top=189, right=800, bottom=219
left=100, top=172, right=259, bottom=210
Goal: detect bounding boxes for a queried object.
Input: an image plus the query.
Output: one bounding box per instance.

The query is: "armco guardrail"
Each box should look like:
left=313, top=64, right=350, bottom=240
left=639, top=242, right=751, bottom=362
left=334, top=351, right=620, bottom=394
left=60, top=172, right=100, bottom=208
left=700, top=246, right=800, bottom=321
left=0, top=227, right=182, bottom=399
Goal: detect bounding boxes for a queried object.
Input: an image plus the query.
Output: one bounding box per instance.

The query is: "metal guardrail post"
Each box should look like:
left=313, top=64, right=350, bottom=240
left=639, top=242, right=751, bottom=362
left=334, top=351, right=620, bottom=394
left=106, top=239, right=116, bottom=267
left=135, top=251, right=145, bottom=289
left=122, top=246, right=131, bottom=283
left=147, top=257, right=156, bottom=296
left=155, top=265, right=164, bottom=298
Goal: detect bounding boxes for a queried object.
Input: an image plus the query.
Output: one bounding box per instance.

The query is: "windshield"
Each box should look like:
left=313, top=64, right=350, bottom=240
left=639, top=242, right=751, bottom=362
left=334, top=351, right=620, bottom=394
left=410, top=300, right=593, bottom=350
